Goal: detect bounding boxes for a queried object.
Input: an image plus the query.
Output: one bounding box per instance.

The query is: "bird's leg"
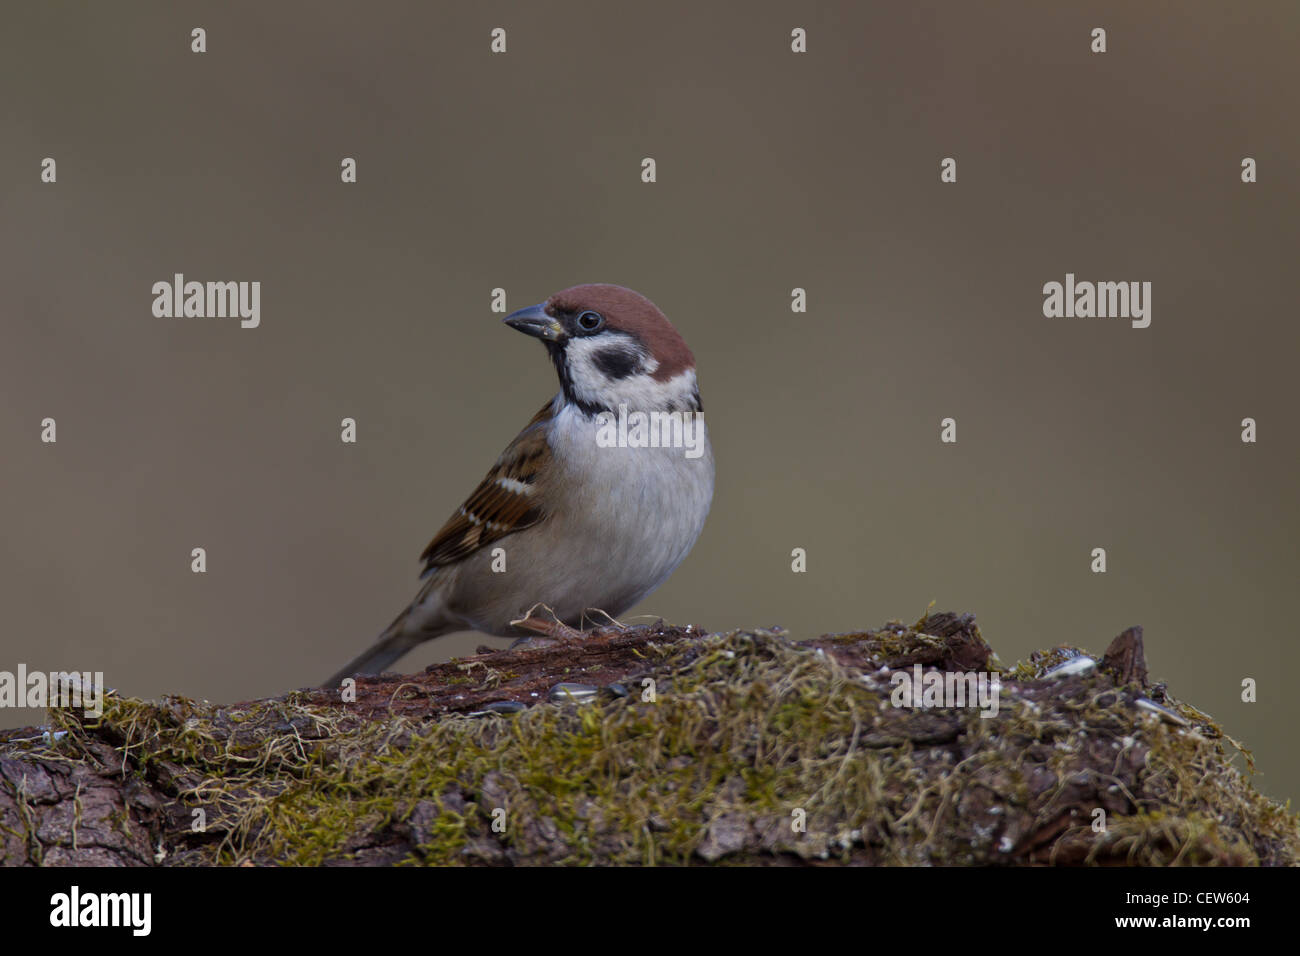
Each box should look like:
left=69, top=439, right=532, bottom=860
left=510, top=604, right=587, bottom=643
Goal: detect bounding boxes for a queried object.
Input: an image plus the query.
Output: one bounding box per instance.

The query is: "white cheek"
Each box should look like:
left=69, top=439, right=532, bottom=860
left=561, top=335, right=699, bottom=413
left=563, top=335, right=658, bottom=409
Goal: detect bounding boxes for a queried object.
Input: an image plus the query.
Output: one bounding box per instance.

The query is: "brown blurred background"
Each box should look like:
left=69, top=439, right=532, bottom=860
left=2, top=2, right=1297, bottom=800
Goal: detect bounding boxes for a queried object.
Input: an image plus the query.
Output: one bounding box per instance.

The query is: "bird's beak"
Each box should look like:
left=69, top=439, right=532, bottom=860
left=504, top=303, right=564, bottom=342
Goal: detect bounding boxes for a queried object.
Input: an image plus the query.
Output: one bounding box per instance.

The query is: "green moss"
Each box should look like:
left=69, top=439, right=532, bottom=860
left=9, top=618, right=1297, bottom=866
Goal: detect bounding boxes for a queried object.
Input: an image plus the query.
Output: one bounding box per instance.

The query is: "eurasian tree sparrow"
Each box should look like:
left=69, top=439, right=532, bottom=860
left=325, top=284, right=714, bottom=686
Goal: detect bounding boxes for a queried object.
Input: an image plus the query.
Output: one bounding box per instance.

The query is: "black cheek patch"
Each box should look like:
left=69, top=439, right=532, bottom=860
left=592, top=347, right=641, bottom=380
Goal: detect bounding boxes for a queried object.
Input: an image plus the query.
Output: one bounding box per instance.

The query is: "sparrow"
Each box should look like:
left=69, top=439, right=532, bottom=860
left=325, top=284, right=714, bottom=687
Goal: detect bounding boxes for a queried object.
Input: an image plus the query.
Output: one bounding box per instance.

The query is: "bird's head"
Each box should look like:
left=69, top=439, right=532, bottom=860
left=504, top=284, right=700, bottom=415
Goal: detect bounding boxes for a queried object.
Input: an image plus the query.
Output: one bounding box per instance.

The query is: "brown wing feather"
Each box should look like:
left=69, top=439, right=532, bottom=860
left=418, top=401, right=554, bottom=574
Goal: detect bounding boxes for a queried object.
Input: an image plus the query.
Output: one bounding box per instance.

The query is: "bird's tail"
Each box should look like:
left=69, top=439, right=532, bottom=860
left=322, top=604, right=439, bottom=689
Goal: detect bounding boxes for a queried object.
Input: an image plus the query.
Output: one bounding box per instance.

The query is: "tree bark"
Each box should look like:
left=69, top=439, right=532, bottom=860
left=1, top=614, right=1294, bottom=866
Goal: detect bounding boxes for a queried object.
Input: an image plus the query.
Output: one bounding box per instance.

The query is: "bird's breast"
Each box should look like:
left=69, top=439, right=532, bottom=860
left=543, top=403, right=714, bottom=606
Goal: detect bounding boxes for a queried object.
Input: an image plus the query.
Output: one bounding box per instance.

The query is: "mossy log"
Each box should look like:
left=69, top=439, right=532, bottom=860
left=1, top=612, right=1296, bottom=866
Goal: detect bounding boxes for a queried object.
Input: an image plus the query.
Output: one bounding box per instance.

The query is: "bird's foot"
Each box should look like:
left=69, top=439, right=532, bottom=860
left=581, top=608, right=630, bottom=631
left=510, top=604, right=588, bottom=643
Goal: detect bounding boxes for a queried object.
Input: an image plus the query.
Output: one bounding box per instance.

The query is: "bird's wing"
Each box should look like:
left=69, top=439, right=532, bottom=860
left=418, top=400, right=554, bottom=574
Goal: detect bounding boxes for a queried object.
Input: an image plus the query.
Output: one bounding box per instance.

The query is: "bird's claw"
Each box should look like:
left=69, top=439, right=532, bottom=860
left=511, top=604, right=588, bottom=643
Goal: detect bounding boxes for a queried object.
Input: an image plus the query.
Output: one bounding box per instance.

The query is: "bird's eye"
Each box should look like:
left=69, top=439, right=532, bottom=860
left=577, top=310, right=604, bottom=333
